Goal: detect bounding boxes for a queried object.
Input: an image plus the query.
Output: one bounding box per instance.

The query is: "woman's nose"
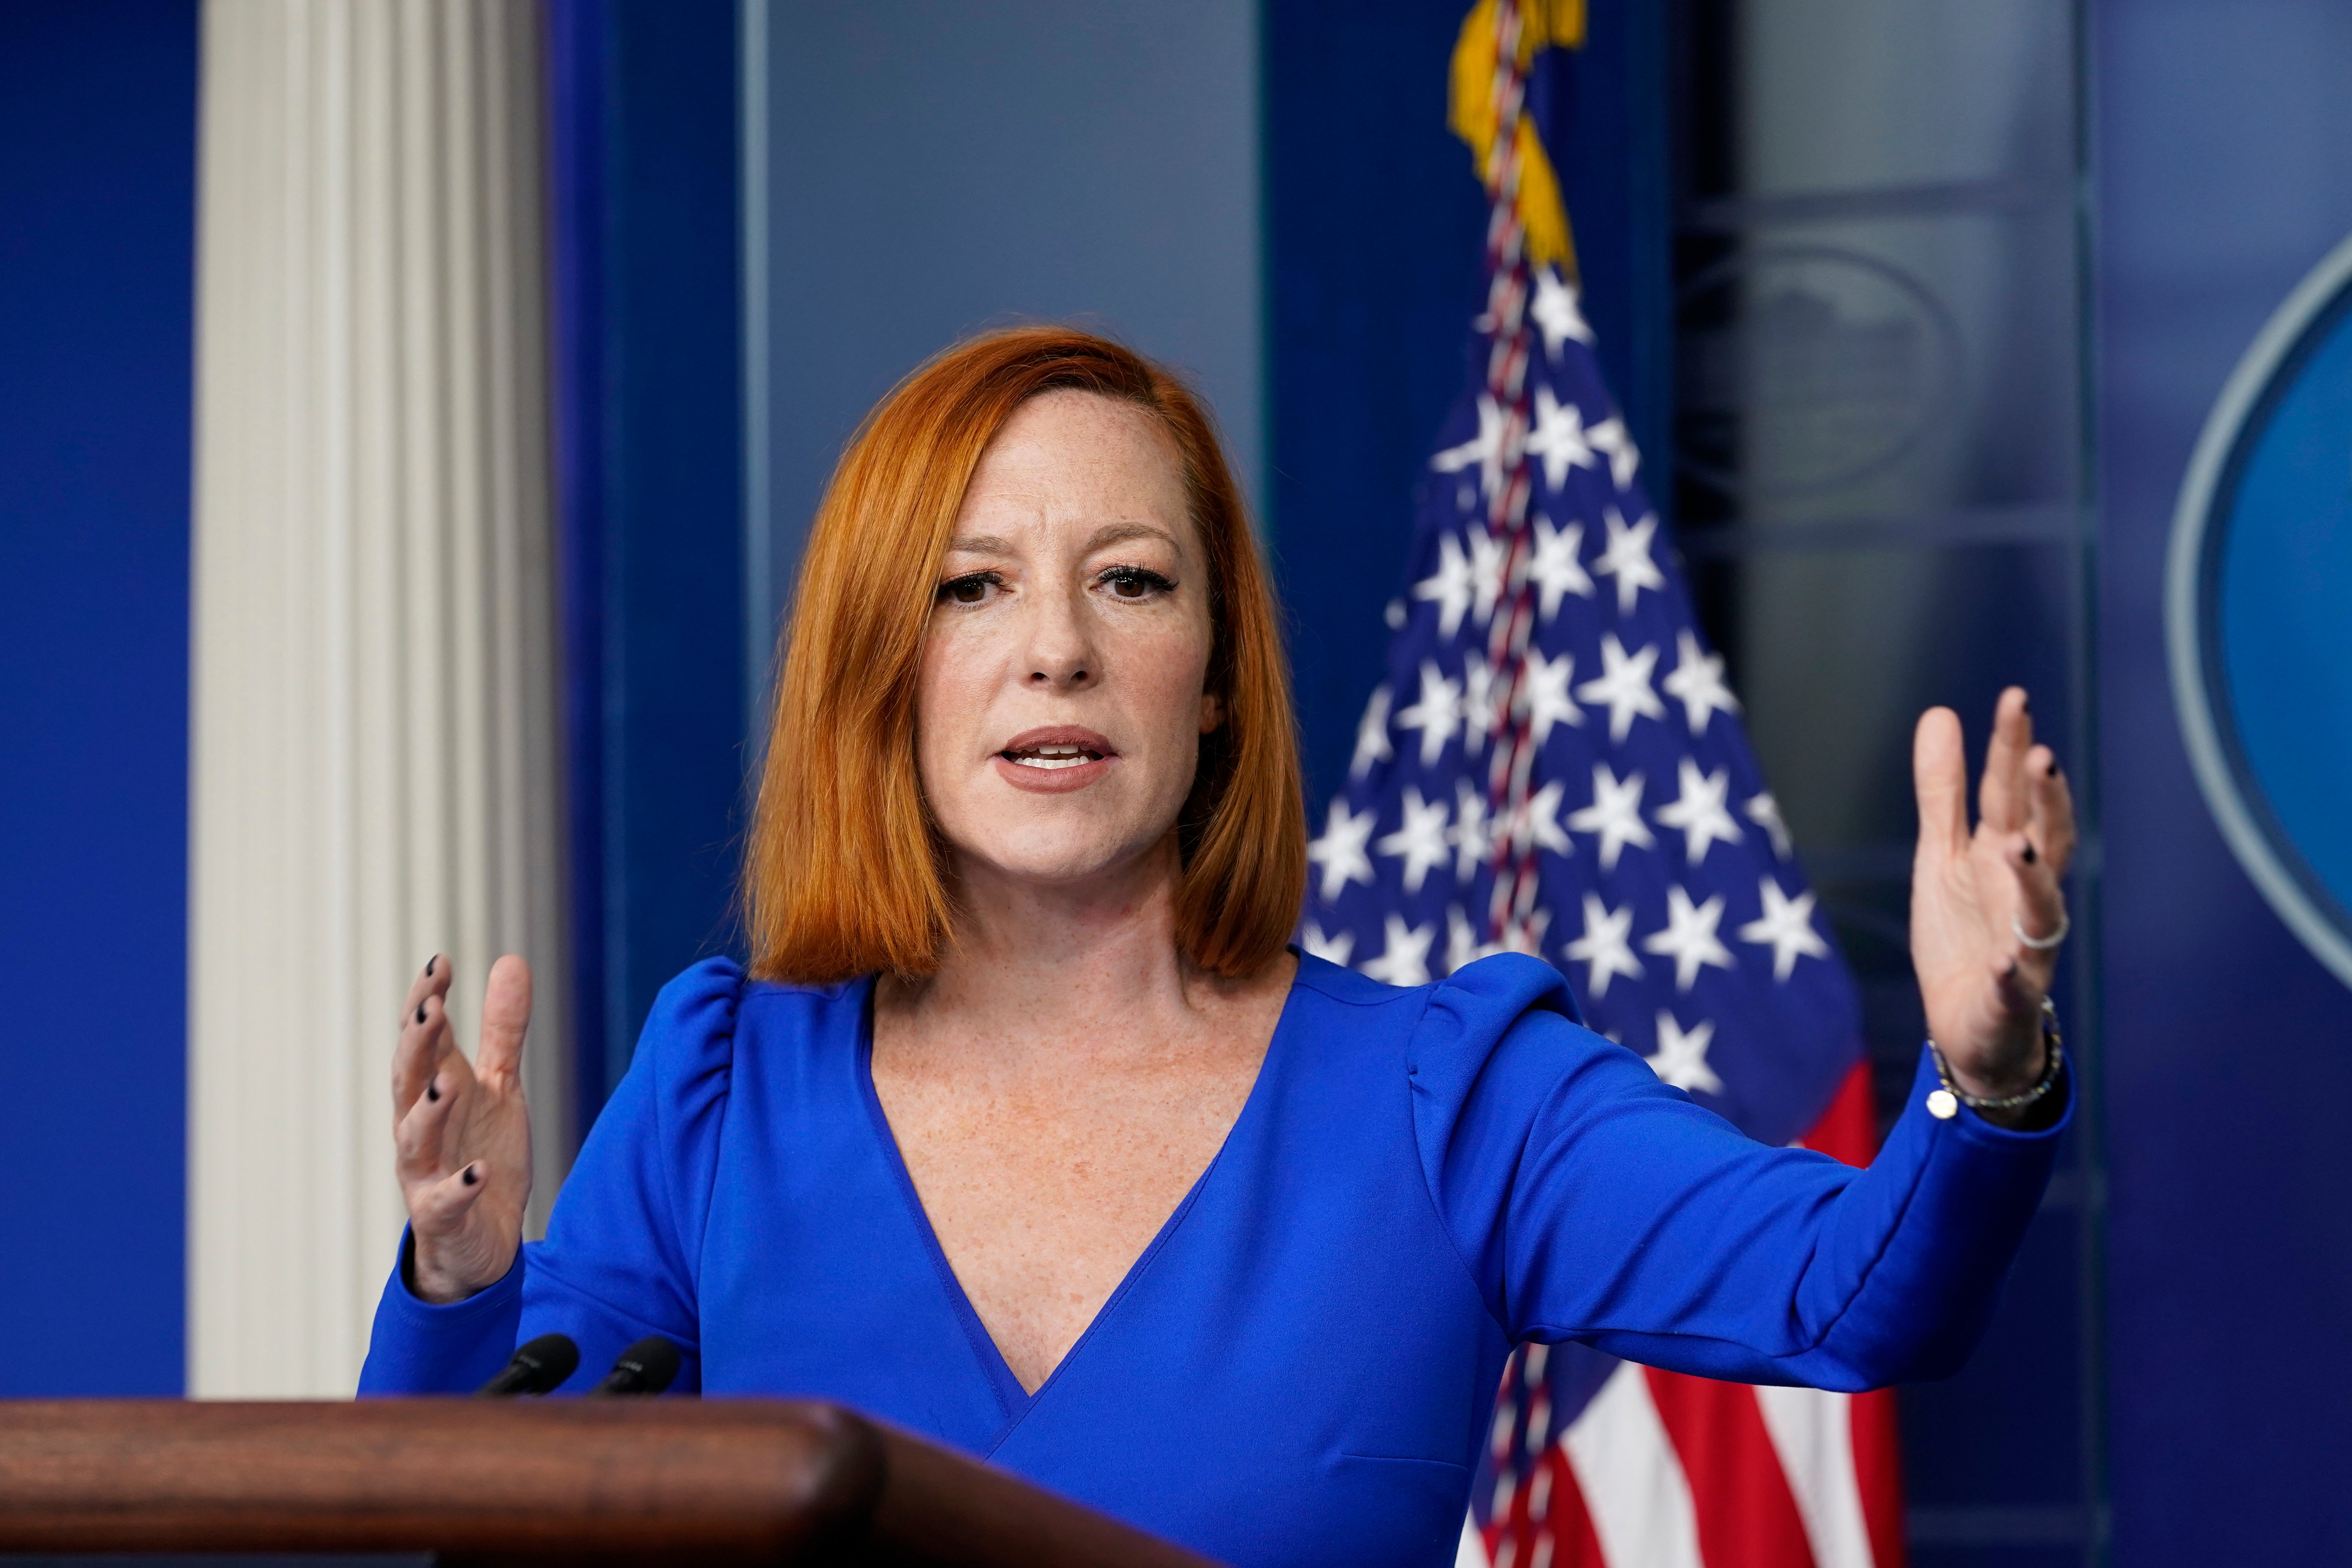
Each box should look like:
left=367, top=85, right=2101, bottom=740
left=1022, top=588, right=1098, bottom=690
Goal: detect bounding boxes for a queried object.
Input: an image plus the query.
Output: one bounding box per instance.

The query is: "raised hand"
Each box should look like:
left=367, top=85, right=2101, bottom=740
left=391, top=954, right=535, bottom=1303
left=1909, top=688, right=2077, bottom=1110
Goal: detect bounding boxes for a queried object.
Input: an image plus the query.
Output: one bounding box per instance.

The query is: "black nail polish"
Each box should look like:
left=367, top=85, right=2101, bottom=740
left=416, top=1002, right=427, bottom=1025
left=426, top=1082, right=440, bottom=1103
left=2023, top=843, right=2039, bottom=865
left=425, top=956, right=436, bottom=977
left=461, top=1166, right=478, bottom=1187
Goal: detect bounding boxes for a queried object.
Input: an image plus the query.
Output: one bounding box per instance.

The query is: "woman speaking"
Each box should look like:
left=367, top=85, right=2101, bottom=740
left=361, top=328, right=2075, bottom=1566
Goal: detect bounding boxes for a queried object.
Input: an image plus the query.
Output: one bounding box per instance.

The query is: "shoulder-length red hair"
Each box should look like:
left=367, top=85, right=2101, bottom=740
left=744, top=326, right=1306, bottom=984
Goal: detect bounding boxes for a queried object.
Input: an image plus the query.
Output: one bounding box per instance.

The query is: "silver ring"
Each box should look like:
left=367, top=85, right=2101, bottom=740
left=2013, top=909, right=2070, bottom=950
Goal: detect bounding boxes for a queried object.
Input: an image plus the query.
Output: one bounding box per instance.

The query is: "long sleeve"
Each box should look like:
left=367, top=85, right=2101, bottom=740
left=1412, top=954, right=2066, bottom=1391
left=357, top=957, right=745, bottom=1395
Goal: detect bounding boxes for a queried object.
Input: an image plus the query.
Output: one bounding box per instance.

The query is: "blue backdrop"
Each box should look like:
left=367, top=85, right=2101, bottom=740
left=2096, top=1, right=2352, bottom=1559
left=0, top=0, right=195, bottom=1395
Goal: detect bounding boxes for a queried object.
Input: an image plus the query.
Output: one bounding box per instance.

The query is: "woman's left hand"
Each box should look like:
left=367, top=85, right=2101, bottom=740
left=1908, top=687, right=2076, bottom=1108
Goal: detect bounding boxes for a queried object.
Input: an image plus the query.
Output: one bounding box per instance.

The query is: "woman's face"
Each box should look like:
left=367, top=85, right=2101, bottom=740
left=916, top=389, right=1222, bottom=894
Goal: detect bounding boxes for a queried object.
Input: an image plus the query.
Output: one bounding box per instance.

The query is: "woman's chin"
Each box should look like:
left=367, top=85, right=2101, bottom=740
left=954, top=828, right=1180, bottom=898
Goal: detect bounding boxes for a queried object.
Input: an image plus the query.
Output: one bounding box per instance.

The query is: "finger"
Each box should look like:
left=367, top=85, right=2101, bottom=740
left=395, top=1053, right=462, bottom=1184
left=391, top=980, right=454, bottom=1124
left=1912, top=706, right=1970, bottom=861
left=1978, top=687, right=2033, bottom=835
left=2002, top=830, right=2067, bottom=990
left=399, top=952, right=452, bottom=1023
left=2028, top=746, right=2079, bottom=880
left=408, top=1161, right=493, bottom=1234
left=477, top=954, right=533, bottom=1086
left=1991, top=951, right=2046, bottom=1023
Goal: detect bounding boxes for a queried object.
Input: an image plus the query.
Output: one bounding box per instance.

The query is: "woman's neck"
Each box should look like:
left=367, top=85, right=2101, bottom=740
left=879, top=836, right=1235, bottom=1066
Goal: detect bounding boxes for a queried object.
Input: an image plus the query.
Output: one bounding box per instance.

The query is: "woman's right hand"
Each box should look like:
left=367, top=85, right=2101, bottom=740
left=392, top=954, right=535, bottom=1303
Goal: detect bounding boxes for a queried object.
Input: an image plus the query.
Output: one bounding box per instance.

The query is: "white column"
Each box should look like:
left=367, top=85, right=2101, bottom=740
left=190, top=0, right=571, bottom=1397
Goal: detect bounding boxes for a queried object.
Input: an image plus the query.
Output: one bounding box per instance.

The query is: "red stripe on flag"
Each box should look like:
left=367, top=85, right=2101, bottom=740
left=1486, top=1444, right=1608, bottom=1568
left=1848, top=1386, right=1906, bottom=1568
left=1798, top=1059, right=1880, bottom=1168
left=1644, top=1369, right=1817, bottom=1568
left=1802, top=1060, right=1907, bottom=1568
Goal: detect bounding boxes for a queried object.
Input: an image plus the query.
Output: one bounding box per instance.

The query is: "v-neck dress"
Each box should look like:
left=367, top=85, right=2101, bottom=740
left=360, top=951, right=2066, bottom=1567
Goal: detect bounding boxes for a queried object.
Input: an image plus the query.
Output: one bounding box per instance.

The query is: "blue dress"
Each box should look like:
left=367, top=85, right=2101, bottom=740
left=360, top=951, right=2065, bottom=1567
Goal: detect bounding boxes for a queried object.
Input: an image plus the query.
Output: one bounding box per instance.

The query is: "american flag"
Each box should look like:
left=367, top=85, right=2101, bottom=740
left=1301, top=5, right=1903, bottom=1564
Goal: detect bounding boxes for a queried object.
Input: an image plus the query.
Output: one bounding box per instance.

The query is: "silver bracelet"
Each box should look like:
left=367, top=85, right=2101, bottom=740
left=1927, top=997, right=2065, bottom=1115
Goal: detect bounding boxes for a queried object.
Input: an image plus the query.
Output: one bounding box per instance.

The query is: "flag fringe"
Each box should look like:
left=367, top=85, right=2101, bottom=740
left=1448, top=0, right=1583, bottom=277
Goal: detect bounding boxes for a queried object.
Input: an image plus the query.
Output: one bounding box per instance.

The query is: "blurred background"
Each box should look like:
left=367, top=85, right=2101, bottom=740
left=5, top=0, right=2350, bottom=1563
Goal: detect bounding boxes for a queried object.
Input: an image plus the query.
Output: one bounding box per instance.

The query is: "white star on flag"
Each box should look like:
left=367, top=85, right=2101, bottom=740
left=1395, top=660, right=1464, bottom=766
left=1738, top=878, right=1832, bottom=980
left=1653, top=757, right=1745, bottom=866
left=1745, top=791, right=1794, bottom=860
left=1300, top=922, right=1355, bottom=967
left=1503, top=778, right=1573, bottom=860
left=1412, top=531, right=1477, bottom=639
left=1469, top=525, right=1510, bottom=628
left=1350, top=685, right=1393, bottom=780
left=1567, top=762, right=1655, bottom=871
left=1495, top=907, right=1552, bottom=959
left=1523, top=515, right=1593, bottom=621
left=1377, top=787, right=1452, bottom=894
left=1563, top=892, right=1644, bottom=999
left=1462, top=654, right=1503, bottom=754
left=1525, top=383, right=1598, bottom=491
left=1642, top=884, right=1736, bottom=992
left=1647, top=1010, right=1724, bottom=1094
left=1530, top=266, right=1595, bottom=358
left=1446, top=905, right=1501, bottom=976
left=1359, top=915, right=1436, bottom=988
left=1586, top=414, right=1640, bottom=490
left=1661, top=628, right=1741, bottom=736
left=1516, top=648, right=1583, bottom=748
left=1575, top=633, right=1665, bottom=743
left=1592, top=505, right=1666, bottom=618
left=1448, top=780, right=1491, bottom=881
left=1307, top=799, right=1377, bottom=902
left=1431, top=392, right=1508, bottom=503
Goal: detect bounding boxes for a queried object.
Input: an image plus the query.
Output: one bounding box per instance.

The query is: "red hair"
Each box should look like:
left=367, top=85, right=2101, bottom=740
left=744, top=327, right=1306, bottom=983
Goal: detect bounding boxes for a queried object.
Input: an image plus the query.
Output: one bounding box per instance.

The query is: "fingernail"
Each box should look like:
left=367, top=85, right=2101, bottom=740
left=2023, top=843, right=2039, bottom=864
left=461, top=1165, right=479, bottom=1187
left=425, top=956, right=436, bottom=977
left=426, top=1081, right=440, bottom=1103
left=416, top=1001, right=427, bottom=1025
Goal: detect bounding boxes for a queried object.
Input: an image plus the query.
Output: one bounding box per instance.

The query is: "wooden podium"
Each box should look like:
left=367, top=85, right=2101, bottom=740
left=0, top=1401, right=1218, bottom=1565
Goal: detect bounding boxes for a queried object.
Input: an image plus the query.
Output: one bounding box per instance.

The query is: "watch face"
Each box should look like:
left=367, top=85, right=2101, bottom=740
left=2171, top=229, right=2352, bottom=992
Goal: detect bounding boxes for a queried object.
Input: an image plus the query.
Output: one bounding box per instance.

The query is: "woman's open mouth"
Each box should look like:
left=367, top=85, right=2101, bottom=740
left=994, top=727, right=1116, bottom=792
left=1002, top=742, right=1103, bottom=771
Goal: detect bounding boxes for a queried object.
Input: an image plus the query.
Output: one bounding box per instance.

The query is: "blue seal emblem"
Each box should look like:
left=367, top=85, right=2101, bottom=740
left=2170, top=232, right=2352, bottom=989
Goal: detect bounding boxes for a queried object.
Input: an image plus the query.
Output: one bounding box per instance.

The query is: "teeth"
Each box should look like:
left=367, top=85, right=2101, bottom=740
left=1005, top=743, right=1101, bottom=771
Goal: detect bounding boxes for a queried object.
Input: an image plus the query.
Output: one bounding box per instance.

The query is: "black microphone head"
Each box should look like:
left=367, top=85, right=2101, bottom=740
left=595, top=1335, right=682, bottom=1396
left=477, top=1332, right=580, bottom=1396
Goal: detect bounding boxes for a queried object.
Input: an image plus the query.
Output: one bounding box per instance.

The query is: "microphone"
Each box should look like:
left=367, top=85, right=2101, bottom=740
left=590, top=1335, right=681, bottom=1396
left=476, top=1333, right=580, bottom=1396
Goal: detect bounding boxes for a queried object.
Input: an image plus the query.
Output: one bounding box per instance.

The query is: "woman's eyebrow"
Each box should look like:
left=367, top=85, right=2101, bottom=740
left=943, top=534, right=1016, bottom=557
left=1085, top=522, right=1180, bottom=552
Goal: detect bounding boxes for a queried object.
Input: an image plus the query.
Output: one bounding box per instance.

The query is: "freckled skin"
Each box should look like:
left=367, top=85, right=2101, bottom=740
left=869, top=391, right=1294, bottom=1395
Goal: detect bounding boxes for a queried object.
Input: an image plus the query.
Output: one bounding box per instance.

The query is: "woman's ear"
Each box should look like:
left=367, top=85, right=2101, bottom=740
left=1199, top=691, right=1226, bottom=734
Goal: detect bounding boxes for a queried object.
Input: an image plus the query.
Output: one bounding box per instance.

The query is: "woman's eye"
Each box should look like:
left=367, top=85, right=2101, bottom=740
left=938, top=573, right=998, bottom=605
left=1100, top=567, right=1175, bottom=599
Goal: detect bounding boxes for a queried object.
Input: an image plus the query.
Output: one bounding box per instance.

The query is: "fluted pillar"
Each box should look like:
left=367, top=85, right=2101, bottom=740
left=190, top=0, right=570, bottom=1396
